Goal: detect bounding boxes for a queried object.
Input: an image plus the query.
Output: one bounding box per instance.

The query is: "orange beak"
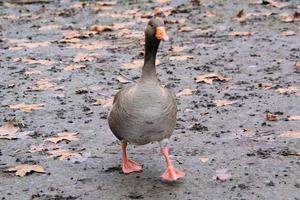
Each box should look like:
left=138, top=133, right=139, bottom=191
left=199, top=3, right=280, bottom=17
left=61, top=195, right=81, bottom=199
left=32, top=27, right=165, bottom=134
left=155, top=27, right=169, bottom=41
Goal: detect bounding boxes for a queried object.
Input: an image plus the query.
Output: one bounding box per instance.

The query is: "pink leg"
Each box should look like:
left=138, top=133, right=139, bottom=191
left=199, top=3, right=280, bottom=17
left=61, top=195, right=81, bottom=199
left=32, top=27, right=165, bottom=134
left=160, top=147, right=186, bottom=181
left=121, top=142, right=142, bottom=174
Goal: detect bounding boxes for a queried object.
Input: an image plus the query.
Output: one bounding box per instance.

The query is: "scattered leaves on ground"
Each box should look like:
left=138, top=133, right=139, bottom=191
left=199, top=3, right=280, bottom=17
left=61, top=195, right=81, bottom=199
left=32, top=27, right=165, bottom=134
left=30, top=79, right=55, bottom=91
left=46, top=132, right=79, bottom=144
left=169, top=55, right=193, bottom=61
left=64, top=64, right=86, bottom=71
left=116, top=75, right=131, bottom=83
left=6, top=164, right=45, bottom=177
left=199, top=156, right=209, bottom=163
left=275, top=86, right=300, bottom=96
left=281, top=30, right=296, bottom=36
left=0, top=120, right=19, bottom=139
left=122, top=59, right=144, bottom=69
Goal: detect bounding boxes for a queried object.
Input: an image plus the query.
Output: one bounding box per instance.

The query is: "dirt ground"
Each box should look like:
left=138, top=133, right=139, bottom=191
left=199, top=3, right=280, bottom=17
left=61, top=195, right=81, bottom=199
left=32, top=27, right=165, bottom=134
left=0, top=0, right=300, bottom=199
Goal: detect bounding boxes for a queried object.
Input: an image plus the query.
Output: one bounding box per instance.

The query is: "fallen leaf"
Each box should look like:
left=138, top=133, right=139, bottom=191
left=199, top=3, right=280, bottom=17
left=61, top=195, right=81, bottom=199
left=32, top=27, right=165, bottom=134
left=155, top=0, right=170, bottom=3
left=11, top=41, right=50, bottom=50
left=6, top=164, right=45, bottom=177
left=63, top=31, right=81, bottom=39
left=275, top=86, right=300, bottom=96
left=9, top=103, right=45, bottom=112
left=278, top=131, right=300, bottom=139
left=235, top=10, right=273, bottom=21
left=279, top=12, right=300, bottom=23
left=195, top=73, right=231, bottom=84
left=21, top=57, right=53, bottom=65
left=266, top=112, right=278, bottom=121
left=199, top=156, right=209, bottom=163
left=64, top=64, right=86, bottom=71
left=29, top=143, right=59, bottom=153
left=93, top=98, right=113, bottom=107
left=288, top=116, right=300, bottom=121
left=176, top=88, right=194, bottom=97
left=73, top=53, right=96, bottom=63
left=203, top=10, right=216, bottom=17
left=0, top=120, right=19, bottom=139
left=261, top=0, right=287, bottom=8
left=257, top=83, right=273, bottom=89
left=213, top=169, right=231, bottom=181
left=95, top=1, right=117, bottom=7
left=67, top=41, right=107, bottom=50
left=213, top=99, right=238, bottom=107
left=89, top=24, right=114, bottom=33
left=169, top=55, right=193, bottom=61
left=228, top=31, right=255, bottom=36
left=281, top=30, right=296, bottom=36
left=294, top=61, right=300, bottom=70
left=48, top=149, right=82, bottom=160
left=177, top=26, right=194, bottom=32
left=46, top=132, right=79, bottom=144
left=116, top=76, right=131, bottom=83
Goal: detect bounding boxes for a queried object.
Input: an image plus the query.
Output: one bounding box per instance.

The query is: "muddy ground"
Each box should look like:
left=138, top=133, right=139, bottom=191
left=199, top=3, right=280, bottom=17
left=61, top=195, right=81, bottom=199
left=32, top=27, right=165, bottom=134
left=0, top=0, right=300, bottom=199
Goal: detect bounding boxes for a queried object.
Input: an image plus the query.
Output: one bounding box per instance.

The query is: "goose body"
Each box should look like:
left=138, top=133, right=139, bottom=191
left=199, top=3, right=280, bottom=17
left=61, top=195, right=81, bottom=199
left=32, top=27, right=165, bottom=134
left=109, top=79, right=176, bottom=145
left=108, top=18, right=185, bottom=181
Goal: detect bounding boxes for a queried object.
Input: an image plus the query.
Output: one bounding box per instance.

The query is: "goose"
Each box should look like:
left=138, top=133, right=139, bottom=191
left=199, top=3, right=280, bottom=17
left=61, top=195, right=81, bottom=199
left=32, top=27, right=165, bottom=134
left=108, top=18, right=185, bottom=181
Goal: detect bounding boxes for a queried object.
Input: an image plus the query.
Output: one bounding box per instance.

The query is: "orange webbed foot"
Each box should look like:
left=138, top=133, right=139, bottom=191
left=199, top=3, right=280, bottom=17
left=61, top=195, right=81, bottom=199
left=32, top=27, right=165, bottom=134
left=122, top=159, right=142, bottom=174
left=161, top=166, right=186, bottom=181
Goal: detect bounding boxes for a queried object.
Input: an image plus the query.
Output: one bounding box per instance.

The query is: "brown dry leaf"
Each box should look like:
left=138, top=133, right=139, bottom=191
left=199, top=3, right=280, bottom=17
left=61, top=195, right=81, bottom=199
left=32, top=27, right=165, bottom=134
left=281, top=30, right=296, bottom=36
left=279, top=12, right=300, bottom=23
left=195, top=73, right=231, bottom=84
left=214, top=99, right=238, bottom=107
left=155, top=0, right=171, bottom=3
left=193, top=28, right=216, bottom=35
left=278, top=131, right=300, bottom=139
left=89, top=25, right=113, bottom=33
left=169, top=55, right=193, bottom=61
left=46, top=132, right=79, bottom=144
left=29, top=143, right=59, bottom=153
left=275, top=86, right=300, bottom=96
left=177, top=26, right=194, bottom=32
left=67, top=41, right=108, bottom=50
left=92, top=98, right=113, bottom=107
left=116, top=76, right=131, bottom=83
left=176, top=88, right=194, bottom=97
left=73, top=53, right=96, bottom=63
left=9, top=103, right=45, bottom=112
left=6, top=164, right=45, bottom=177
left=294, top=61, right=300, bottom=70
left=203, top=10, right=217, bottom=17
left=63, top=31, right=81, bottom=39
left=266, top=112, right=278, bottom=121
left=30, top=79, right=55, bottom=91
left=228, top=31, right=255, bottom=36
left=262, top=0, right=287, bottom=8
left=288, top=116, right=300, bottom=121
left=122, top=59, right=144, bottom=69
left=64, top=64, right=86, bottom=71
left=213, top=169, right=231, bottom=181
left=48, top=149, right=82, bottom=160
left=0, top=120, right=19, bottom=139
left=199, top=156, right=209, bottom=163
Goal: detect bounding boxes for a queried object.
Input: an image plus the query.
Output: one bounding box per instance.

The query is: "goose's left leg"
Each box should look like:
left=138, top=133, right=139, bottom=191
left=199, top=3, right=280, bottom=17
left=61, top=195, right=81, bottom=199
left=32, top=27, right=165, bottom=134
left=159, top=140, right=185, bottom=181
